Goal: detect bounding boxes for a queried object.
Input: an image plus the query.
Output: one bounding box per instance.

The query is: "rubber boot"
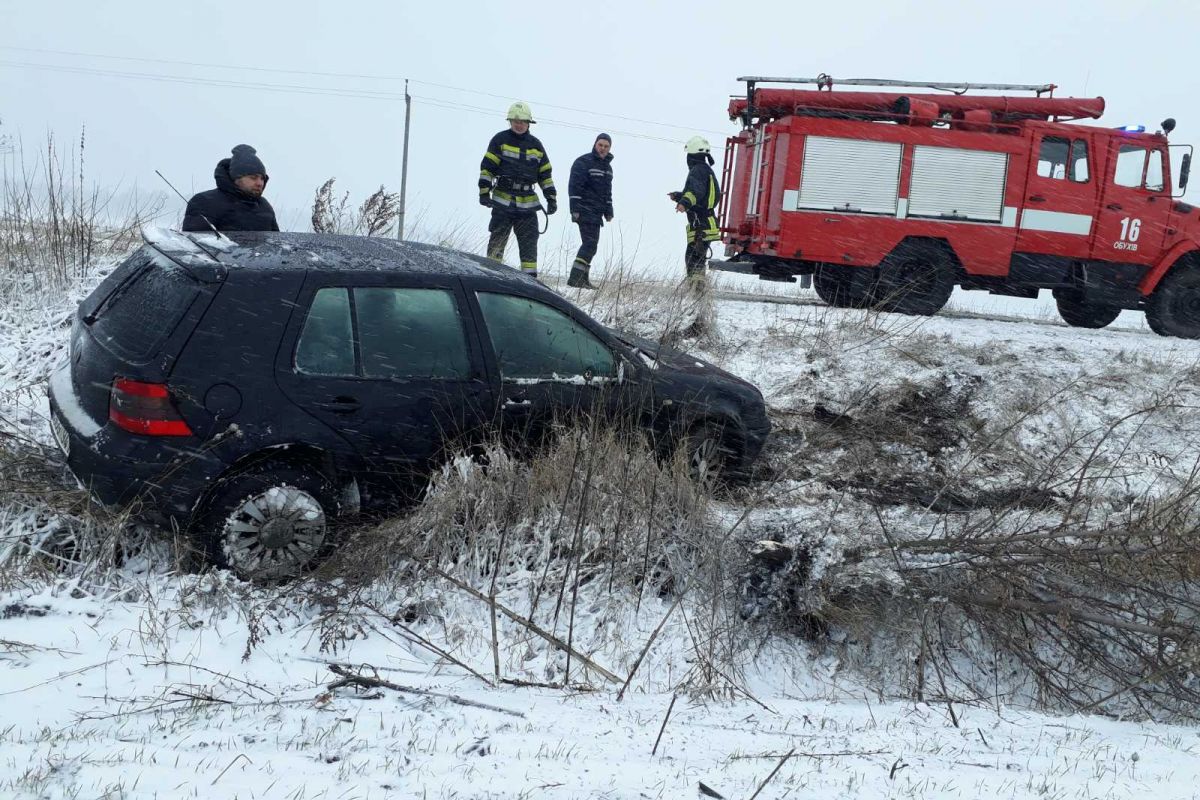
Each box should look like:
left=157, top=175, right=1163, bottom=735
left=567, top=266, right=596, bottom=290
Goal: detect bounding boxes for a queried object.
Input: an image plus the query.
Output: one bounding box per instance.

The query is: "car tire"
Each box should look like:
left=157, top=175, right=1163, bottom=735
left=684, top=422, right=740, bottom=489
left=195, top=463, right=342, bottom=581
left=1053, top=288, right=1121, bottom=329
left=874, top=243, right=955, bottom=316
left=813, top=264, right=876, bottom=309
left=1146, top=264, right=1200, bottom=338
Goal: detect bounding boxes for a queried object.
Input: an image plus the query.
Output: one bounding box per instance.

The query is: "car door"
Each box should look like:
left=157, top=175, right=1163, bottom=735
left=1016, top=132, right=1098, bottom=260
left=465, top=285, right=624, bottom=447
left=277, top=273, right=494, bottom=485
left=1091, top=139, right=1170, bottom=266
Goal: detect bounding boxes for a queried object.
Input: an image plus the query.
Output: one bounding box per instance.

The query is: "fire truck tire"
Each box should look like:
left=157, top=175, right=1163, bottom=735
left=1053, top=289, right=1121, bottom=329
left=813, top=264, right=876, bottom=309
left=1146, top=263, right=1200, bottom=338
left=875, top=243, right=955, bottom=316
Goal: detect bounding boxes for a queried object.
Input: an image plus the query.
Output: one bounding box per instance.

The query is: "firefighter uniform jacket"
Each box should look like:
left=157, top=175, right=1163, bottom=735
left=676, top=156, right=721, bottom=241
left=478, top=129, right=556, bottom=213
left=568, top=150, right=614, bottom=225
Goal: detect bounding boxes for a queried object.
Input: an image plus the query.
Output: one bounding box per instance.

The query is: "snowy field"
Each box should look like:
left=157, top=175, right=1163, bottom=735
left=4, top=263, right=1200, bottom=799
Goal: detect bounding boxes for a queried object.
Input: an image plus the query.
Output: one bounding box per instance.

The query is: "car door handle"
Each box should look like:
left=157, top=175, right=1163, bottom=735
left=503, top=398, right=532, bottom=408
left=1106, top=203, right=1123, bottom=211
left=1028, top=195, right=1046, bottom=203
left=315, top=397, right=361, bottom=413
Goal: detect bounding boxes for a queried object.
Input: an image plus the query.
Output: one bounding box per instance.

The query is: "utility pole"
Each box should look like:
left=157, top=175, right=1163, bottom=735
left=396, top=79, right=412, bottom=240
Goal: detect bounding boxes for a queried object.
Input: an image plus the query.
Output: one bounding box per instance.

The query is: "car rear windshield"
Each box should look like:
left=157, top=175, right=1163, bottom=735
left=89, top=253, right=202, bottom=360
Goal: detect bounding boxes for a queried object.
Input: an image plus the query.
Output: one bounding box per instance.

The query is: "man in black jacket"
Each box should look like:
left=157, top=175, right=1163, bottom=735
left=669, top=136, right=722, bottom=280
left=182, top=144, right=280, bottom=233
left=478, top=102, right=557, bottom=278
left=566, top=133, right=614, bottom=290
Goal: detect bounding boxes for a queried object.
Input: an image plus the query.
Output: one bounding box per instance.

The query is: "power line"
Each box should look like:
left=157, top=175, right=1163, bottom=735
left=0, top=59, right=704, bottom=144
left=0, top=43, right=728, bottom=136
left=0, top=60, right=405, bottom=101
left=410, top=96, right=685, bottom=144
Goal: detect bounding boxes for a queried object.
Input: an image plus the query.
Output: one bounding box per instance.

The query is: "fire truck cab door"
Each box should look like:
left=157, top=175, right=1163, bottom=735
left=1016, top=133, right=1098, bottom=260
left=1090, top=140, right=1169, bottom=266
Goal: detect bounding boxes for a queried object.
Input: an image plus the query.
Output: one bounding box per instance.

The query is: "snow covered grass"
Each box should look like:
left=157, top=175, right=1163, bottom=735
left=0, top=131, right=161, bottom=300
left=7, top=253, right=1200, bottom=796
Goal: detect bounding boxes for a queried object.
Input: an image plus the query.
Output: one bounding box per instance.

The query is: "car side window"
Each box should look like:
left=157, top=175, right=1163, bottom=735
left=476, top=292, right=616, bottom=380
left=1069, top=138, right=1089, bottom=182
left=1114, top=145, right=1148, bottom=188
left=1146, top=148, right=1166, bottom=192
left=1037, top=136, right=1070, bottom=180
left=296, top=288, right=355, bottom=376
left=354, top=288, right=472, bottom=380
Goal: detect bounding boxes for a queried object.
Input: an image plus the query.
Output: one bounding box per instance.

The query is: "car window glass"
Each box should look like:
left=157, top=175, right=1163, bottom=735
left=1146, top=149, right=1166, bottom=192
left=354, top=288, right=472, bottom=380
left=296, top=288, right=355, bottom=375
left=1037, top=136, right=1070, bottom=179
left=1069, top=139, right=1089, bottom=182
left=90, top=258, right=200, bottom=360
left=1114, top=145, right=1147, bottom=187
left=476, top=292, right=616, bottom=380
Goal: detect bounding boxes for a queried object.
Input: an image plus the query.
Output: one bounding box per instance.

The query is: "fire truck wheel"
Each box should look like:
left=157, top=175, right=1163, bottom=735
left=813, top=264, right=876, bottom=309
left=1053, top=290, right=1121, bottom=329
left=875, top=244, right=955, bottom=316
left=1146, top=265, right=1200, bottom=339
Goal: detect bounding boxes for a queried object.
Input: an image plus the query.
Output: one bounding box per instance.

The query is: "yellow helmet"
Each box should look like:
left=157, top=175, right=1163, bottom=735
left=507, top=102, right=536, bottom=123
left=685, top=135, right=712, bottom=154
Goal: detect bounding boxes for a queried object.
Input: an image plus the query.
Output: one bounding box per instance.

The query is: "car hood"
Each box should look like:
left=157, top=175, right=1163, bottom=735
left=611, top=330, right=757, bottom=390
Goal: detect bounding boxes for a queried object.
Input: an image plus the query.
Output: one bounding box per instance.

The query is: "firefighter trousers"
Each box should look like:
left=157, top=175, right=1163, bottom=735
left=684, top=212, right=717, bottom=278
left=487, top=208, right=540, bottom=274
left=573, top=221, right=600, bottom=272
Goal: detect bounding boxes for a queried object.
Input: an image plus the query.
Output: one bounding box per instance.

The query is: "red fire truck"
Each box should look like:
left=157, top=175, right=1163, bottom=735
left=715, top=75, right=1200, bottom=337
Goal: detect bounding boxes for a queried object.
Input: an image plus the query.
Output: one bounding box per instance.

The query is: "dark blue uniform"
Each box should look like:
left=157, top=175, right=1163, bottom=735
left=478, top=129, right=556, bottom=275
left=568, top=149, right=614, bottom=281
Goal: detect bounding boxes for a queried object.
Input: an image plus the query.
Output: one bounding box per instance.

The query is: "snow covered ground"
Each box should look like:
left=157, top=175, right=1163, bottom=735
left=4, top=262, right=1200, bottom=799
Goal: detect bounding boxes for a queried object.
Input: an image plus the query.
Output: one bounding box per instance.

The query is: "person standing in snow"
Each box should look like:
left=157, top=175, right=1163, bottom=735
left=182, top=144, right=280, bottom=233
left=566, top=133, right=614, bottom=290
left=668, top=136, right=721, bottom=281
left=478, top=102, right=557, bottom=278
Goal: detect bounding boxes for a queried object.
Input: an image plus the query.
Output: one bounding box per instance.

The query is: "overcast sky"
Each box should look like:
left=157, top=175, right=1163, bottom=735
left=3, top=0, right=1199, bottom=280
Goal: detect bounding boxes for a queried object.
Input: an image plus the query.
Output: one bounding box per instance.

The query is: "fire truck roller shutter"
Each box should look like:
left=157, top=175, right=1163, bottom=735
left=906, top=146, right=1010, bottom=223
left=793, top=136, right=903, bottom=215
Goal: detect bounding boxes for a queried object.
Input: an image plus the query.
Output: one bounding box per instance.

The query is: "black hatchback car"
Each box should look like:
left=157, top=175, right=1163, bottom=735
left=48, top=229, right=769, bottom=579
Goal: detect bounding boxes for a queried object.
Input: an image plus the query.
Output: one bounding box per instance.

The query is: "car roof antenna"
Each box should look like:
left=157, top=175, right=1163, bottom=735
left=154, top=169, right=233, bottom=244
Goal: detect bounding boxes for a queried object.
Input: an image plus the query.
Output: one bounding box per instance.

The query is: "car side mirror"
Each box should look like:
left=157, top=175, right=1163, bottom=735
left=1170, top=145, right=1193, bottom=197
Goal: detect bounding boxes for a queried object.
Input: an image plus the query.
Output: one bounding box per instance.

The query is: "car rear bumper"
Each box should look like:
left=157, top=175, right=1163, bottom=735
left=47, top=362, right=217, bottom=519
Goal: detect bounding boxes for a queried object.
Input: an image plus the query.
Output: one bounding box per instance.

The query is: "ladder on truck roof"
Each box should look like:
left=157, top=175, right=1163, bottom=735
left=737, top=75, right=1057, bottom=96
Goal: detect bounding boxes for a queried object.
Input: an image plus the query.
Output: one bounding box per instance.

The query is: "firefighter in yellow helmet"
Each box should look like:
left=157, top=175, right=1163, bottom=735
left=478, top=101, right=557, bottom=278
left=668, top=135, right=722, bottom=279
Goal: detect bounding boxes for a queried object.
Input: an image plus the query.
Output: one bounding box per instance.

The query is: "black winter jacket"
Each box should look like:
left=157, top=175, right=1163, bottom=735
left=182, top=158, right=280, bottom=233
left=676, top=154, right=721, bottom=220
left=568, top=150, right=613, bottom=225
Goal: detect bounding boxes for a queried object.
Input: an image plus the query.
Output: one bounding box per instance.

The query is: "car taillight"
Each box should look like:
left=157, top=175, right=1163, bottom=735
left=109, top=378, right=193, bottom=437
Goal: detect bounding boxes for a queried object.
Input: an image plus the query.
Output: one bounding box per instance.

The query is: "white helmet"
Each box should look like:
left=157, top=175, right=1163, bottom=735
left=685, top=135, right=712, bottom=154
left=507, top=101, right=535, bottom=123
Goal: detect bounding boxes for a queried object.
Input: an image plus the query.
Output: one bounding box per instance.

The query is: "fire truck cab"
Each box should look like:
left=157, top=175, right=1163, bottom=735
left=716, top=76, right=1200, bottom=337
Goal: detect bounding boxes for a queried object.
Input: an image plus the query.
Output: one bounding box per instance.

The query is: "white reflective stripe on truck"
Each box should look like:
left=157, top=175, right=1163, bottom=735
left=1019, top=209, right=1094, bottom=235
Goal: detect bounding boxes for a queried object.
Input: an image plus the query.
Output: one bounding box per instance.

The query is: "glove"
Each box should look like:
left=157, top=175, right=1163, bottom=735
left=571, top=212, right=580, bottom=223
left=545, top=198, right=557, bottom=215
left=604, top=213, right=613, bottom=222
left=479, top=193, right=492, bottom=208
left=668, top=191, right=681, bottom=202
